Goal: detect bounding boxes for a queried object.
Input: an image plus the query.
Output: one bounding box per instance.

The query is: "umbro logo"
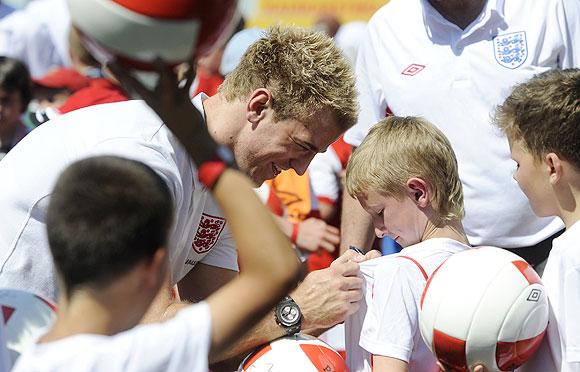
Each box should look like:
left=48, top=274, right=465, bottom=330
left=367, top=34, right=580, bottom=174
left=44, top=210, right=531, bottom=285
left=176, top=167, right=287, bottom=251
left=401, top=64, right=425, bottom=76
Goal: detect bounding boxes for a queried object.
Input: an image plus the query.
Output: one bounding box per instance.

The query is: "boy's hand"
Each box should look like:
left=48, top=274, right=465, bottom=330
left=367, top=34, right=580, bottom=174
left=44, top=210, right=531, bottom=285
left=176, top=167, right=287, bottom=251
left=107, top=59, right=220, bottom=168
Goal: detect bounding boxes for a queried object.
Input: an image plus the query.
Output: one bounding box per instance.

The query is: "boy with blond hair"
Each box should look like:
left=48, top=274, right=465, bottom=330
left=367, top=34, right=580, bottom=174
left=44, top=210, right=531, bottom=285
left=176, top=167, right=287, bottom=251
left=344, top=116, right=471, bottom=372
left=495, top=68, right=580, bottom=372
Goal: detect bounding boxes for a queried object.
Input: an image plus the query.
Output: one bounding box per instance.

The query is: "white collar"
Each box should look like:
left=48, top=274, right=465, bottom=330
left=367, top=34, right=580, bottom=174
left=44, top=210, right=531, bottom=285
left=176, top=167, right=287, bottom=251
left=420, top=0, right=505, bottom=38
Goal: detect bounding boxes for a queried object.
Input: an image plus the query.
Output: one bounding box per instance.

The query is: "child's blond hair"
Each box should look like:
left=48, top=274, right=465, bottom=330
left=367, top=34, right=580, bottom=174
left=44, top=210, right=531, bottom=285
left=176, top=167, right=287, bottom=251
left=346, top=116, right=464, bottom=221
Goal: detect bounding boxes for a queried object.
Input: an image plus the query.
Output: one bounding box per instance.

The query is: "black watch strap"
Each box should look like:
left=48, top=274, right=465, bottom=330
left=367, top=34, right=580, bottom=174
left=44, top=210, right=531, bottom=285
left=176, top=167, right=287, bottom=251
left=275, top=295, right=302, bottom=336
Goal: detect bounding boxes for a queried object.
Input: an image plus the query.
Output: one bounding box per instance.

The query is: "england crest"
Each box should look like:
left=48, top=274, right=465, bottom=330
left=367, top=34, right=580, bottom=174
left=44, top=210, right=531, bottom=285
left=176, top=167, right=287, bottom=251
left=493, top=31, right=527, bottom=69
left=192, top=213, right=226, bottom=254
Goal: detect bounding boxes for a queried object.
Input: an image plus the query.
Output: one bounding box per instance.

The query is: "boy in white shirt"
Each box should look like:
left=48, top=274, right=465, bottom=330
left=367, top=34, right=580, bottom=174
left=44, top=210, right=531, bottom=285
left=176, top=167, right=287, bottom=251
left=495, top=68, right=580, bottom=372
left=13, top=63, right=302, bottom=371
left=344, top=116, right=471, bottom=372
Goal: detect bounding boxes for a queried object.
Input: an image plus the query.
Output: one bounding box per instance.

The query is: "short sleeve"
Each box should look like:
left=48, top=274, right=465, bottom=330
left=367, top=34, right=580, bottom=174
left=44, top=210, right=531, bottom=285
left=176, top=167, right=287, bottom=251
left=200, top=228, right=238, bottom=271
left=557, top=0, right=580, bottom=68
left=359, top=261, right=424, bottom=362
left=563, top=267, right=580, bottom=364
left=102, top=302, right=212, bottom=371
left=196, top=193, right=238, bottom=272
left=343, top=20, right=388, bottom=147
left=309, top=150, right=341, bottom=203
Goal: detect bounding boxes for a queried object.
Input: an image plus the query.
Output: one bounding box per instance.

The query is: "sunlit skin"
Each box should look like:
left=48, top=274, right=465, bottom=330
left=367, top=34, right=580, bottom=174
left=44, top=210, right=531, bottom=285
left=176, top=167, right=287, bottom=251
left=358, top=189, right=428, bottom=248
left=203, top=89, right=343, bottom=186
left=509, top=139, right=580, bottom=229
left=356, top=178, right=469, bottom=249
left=0, top=88, right=24, bottom=146
left=509, top=140, right=560, bottom=218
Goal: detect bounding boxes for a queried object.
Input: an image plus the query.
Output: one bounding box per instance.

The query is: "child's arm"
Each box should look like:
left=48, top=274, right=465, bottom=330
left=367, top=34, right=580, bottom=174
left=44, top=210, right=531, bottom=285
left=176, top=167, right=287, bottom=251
left=372, top=355, right=408, bottom=372
left=109, top=61, right=302, bottom=355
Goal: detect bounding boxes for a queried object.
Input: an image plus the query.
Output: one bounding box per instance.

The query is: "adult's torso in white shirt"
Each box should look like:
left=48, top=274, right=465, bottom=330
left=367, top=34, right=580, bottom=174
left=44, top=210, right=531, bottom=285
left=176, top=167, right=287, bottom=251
left=345, top=238, right=471, bottom=372
left=0, top=98, right=237, bottom=302
left=12, top=302, right=212, bottom=372
left=344, top=0, right=579, bottom=247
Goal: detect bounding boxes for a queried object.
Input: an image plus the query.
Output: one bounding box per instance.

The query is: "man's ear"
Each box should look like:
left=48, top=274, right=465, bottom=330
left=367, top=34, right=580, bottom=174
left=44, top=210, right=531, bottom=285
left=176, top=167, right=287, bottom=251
left=545, top=152, right=563, bottom=185
left=246, top=88, right=272, bottom=125
left=406, top=177, right=429, bottom=208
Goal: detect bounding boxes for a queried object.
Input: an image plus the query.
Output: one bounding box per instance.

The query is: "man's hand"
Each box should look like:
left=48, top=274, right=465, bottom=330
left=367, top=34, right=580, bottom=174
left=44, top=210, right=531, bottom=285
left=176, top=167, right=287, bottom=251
left=296, top=217, right=340, bottom=253
left=291, top=248, right=380, bottom=330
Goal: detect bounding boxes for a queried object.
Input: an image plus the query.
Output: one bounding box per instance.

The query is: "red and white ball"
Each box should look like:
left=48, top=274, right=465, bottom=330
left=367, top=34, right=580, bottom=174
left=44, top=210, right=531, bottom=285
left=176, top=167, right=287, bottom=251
left=419, top=247, right=548, bottom=372
left=239, top=334, right=347, bottom=372
left=0, top=289, right=56, bottom=367
left=66, top=0, right=239, bottom=70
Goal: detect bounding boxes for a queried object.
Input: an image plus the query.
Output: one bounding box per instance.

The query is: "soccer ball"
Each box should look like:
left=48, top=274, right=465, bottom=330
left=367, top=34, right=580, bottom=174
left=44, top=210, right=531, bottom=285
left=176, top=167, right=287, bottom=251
left=239, top=334, right=347, bottom=372
left=0, top=289, right=56, bottom=367
left=66, top=0, right=239, bottom=70
left=419, top=247, right=548, bottom=372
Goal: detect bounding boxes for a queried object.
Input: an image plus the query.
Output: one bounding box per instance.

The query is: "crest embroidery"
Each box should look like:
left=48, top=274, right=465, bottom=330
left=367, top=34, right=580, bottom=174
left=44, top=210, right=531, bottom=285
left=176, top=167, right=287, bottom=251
left=192, top=213, right=226, bottom=254
left=493, top=31, right=527, bottom=69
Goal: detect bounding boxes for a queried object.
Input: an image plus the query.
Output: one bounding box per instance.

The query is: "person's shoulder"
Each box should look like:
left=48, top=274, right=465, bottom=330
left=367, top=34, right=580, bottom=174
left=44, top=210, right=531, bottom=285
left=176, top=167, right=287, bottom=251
left=12, top=335, right=102, bottom=372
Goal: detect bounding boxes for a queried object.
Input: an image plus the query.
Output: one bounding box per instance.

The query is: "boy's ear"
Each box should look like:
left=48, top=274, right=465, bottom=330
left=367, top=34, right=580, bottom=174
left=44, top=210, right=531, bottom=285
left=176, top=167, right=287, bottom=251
left=545, top=152, right=563, bottom=185
left=142, top=248, right=168, bottom=289
left=246, top=88, right=272, bottom=125
left=406, top=177, right=429, bottom=208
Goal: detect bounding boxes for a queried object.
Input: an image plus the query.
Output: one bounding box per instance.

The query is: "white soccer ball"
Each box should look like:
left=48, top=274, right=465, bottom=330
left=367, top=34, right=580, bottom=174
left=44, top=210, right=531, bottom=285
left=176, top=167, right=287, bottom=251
left=66, top=0, right=239, bottom=70
left=239, top=334, right=347, bottom=372
left=0, top=289, right=56, bottom=367
left=419, top=247, right=548, bottom=372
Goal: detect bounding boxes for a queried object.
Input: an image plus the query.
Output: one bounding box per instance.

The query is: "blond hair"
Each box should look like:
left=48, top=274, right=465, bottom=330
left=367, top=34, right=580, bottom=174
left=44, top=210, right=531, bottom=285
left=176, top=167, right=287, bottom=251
left=219, top=25, right=358, bottom=130
left=346, top=116, right=464, bottom=221
left=494, top=68, right=580, bottom=169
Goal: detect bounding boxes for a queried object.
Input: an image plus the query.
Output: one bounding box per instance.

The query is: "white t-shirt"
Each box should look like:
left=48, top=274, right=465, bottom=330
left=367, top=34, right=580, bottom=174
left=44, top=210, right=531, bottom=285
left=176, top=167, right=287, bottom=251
left=345, top=238, right=470, bottom=372
left=12, top=301, right=212, bottom=372
left=309, top=147, right=342, bottom=205
left=533, top=221, right=580, bottom=372
left=0, top=96, right=238, bottom=302
left=0, top=0, right=71, bottom=78
left=344, top=0, right=579, bottom=248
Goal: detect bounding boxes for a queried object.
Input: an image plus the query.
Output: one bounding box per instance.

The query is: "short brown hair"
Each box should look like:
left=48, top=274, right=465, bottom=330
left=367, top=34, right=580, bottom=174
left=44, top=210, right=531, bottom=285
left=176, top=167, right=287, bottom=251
left=219, top=25, right=358, bottom=130
left=494, top=68, right=580, bottom=168
left=346, top=116, right=464, bottom=221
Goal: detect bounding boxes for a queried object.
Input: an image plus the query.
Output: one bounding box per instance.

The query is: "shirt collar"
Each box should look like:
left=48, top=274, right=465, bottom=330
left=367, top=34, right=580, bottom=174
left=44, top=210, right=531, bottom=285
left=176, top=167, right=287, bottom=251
left=191, top=93, right=209, bottom=120
left=420, top=0, right=505, bottom=37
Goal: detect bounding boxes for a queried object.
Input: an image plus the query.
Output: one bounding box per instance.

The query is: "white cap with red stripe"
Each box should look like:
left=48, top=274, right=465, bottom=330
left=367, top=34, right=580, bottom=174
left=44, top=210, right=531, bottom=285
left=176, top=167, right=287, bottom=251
left=66, top=0, right=239, bottom=85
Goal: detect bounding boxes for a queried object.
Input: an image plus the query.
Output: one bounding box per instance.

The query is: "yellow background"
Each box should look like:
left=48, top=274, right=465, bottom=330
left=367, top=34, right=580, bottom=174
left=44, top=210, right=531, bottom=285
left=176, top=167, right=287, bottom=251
left=247, top=0, right=386, bottom=28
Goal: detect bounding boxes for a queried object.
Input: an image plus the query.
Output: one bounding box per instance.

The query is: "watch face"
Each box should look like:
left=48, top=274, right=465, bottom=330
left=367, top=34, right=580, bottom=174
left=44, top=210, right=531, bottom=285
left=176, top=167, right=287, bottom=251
left=280, top=304, right=300, bottom=326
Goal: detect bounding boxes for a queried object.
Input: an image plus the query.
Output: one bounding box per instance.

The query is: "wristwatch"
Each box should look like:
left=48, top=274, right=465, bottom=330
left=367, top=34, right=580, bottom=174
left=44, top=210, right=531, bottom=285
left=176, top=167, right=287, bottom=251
left=275, top=295, right=302, bottom=336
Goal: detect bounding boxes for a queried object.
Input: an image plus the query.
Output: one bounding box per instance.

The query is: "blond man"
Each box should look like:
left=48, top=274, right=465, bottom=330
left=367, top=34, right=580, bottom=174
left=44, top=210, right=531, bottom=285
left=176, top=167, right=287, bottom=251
left=0, top=26, right=368, bottom=364
left=344, top=116, right=471, bottom=372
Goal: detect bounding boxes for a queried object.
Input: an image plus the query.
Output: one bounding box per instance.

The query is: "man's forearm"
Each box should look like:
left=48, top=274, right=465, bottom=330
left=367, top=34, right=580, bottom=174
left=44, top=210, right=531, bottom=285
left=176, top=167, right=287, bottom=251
left=339, top=191, right=375, bottom=254
left=211, top=307, right=286, bottom=362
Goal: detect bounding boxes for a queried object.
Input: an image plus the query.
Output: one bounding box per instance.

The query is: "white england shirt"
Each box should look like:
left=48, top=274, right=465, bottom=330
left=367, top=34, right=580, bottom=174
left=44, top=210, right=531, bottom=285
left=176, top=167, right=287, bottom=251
left=537, top=221, right=580, bottom=372
left=344, top=0, right=579, bottom=248
left=0, top=96, right=237, bottom=302
left=345, top=239, right=470, bottom=372
left=12, top=302, right=212, bottom=372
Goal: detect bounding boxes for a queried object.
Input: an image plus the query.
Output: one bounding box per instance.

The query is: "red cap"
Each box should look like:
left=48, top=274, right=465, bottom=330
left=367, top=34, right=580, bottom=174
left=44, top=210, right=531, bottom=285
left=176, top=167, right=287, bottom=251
left=33, top=68, right=90, bottom=92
